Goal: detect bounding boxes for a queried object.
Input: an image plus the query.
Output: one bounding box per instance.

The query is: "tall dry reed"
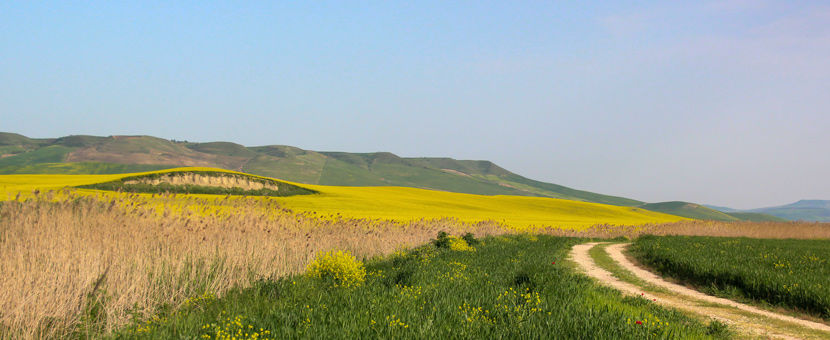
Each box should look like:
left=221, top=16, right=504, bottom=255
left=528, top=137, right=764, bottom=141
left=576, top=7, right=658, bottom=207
left=540, top=220, right=830, bottom=239
left=0, top=191, right=504, bottom=339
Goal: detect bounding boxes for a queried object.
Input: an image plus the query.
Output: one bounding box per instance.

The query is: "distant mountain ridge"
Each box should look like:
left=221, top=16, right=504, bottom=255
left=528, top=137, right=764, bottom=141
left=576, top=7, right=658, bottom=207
left=0, top=132, right=639, bottom=206
left=706, top=200, right=830, bottom=222
left=0, top=132, right=788, bottom=222
left=768, top=200, right=830, bottom=209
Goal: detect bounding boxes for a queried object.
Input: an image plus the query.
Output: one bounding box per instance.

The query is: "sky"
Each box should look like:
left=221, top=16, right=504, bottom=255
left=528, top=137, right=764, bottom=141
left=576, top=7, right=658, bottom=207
left=1, top=1, right=828, bottom=209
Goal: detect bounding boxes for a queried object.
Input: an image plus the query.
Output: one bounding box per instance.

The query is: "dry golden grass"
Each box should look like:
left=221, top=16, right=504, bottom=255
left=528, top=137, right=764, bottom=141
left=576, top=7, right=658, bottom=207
left=541, top=220, right=830, bottom=239
left=0, top=190, right=505, bottom=339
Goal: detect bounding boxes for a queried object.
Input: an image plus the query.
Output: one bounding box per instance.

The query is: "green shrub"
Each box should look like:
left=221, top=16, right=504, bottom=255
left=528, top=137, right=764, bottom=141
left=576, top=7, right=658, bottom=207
left=461, top=232, right=480, bottom=246
left=431, top=231, right=451, bottom=249
left=431, top=231, right=477, bottom=251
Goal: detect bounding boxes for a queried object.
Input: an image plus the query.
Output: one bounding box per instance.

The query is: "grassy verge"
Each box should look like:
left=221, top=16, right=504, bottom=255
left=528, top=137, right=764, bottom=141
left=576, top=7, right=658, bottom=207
left=587, top=242, right=670, bottom=295
left=109, top=235, right=729, bottom=339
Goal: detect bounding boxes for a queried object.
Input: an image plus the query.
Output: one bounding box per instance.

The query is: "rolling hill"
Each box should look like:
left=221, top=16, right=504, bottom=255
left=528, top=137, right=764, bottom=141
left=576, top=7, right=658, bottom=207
left=635, top=201, right=741, bottom=222
left=0, top=132, right=638, bottom=206
left=707, top=200, right=830, bottom=222
left=749, top=200, right=830, bottom=222
left=0, top=132, right=784, bottom=222
left=723, top=212, right=787, bottom=222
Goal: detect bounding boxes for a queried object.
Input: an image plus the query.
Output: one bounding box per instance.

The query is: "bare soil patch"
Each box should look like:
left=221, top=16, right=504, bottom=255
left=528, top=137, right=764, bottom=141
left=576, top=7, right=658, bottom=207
left=441, top=169, right=473, bottom=177
left=123, top=172, right=282, bottom=191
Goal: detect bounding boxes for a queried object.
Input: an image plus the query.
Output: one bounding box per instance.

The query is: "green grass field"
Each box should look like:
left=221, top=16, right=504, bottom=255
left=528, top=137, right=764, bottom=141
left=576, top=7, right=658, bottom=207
left=723, top=212, right=787, bottom=222
left=0, top=145, right=75, bottom=172
left=632, top=235, right=830, bottom=320
left=635, top=202, right=740, bottom=222
left=109, top=235, right=730, bottom=340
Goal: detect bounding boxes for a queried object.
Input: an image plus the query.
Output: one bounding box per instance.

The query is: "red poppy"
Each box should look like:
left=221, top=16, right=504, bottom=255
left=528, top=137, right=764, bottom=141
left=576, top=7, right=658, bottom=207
left=551, top=262, right=555, bottom=264
left=635, top=321, right=643, bottom=325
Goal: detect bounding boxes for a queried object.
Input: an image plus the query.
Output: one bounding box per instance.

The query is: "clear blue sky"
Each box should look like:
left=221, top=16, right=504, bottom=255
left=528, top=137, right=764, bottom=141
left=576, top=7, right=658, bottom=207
left=2, top=1, right=828, bottom=209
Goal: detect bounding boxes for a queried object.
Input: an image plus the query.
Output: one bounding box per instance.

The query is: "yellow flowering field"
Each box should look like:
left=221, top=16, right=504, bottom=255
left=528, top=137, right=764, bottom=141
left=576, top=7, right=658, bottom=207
left=0, top=167, right=684, bottom=230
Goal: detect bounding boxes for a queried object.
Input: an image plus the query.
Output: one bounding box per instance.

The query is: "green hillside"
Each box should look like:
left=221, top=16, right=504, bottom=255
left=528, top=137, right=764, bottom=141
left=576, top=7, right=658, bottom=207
left=187, top=142, right=259, bottom=157
left=0, top=162, right=176, bottom=175
left=53, top=135, right=111, bottom=147
left=636, top=201, right=740, bottom=221
left=0, top=145, right=75, bottom=173
left=709, top=200, right=830, bottom=222
left=313, top=153, right=545, bottom=197
left=497, top=173, right=642, bottom=206
left=703, top=204, right=740, bottom=213
left=1, top=132, right=708, bottom=213
left=725, top=212, right=787, bottom=222
left=763, top=201, right=830, bottom=221
left=0, top=132, right=46, bottom=147
left=97, top=136, right=189, bottom=154
left=753, top=208, right=830, bottom=222
left=0, top=132, right=53, bottom=157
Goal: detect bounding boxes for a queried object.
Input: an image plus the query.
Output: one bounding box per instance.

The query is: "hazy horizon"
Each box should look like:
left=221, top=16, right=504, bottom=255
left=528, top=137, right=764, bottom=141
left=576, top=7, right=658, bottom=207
left=3, top=1, right=828, bottom=210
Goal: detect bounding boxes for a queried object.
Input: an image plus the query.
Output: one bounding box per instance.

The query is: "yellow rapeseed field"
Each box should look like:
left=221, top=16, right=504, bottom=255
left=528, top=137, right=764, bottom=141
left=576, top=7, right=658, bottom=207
left=0, top=167, right=684, bottom=230
left=0, top=173, right=125, bottom=194
left=282, top=184, right=684, bottom=229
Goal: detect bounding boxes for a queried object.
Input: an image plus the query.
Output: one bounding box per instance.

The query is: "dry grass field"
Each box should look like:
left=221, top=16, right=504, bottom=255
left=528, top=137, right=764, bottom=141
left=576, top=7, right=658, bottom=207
left=540, top=220, right=830, bottom=239
left=0, top=192, right=505, bottom=339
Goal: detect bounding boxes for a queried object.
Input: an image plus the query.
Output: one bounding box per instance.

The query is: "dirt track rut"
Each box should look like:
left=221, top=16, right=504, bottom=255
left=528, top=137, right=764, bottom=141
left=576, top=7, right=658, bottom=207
left=569, top=242, right=830, bottom=340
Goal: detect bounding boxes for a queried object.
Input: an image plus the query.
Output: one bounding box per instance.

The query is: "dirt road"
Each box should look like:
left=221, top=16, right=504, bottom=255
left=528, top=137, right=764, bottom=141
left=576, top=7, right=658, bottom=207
left=569, top=242, right=830, bottom=340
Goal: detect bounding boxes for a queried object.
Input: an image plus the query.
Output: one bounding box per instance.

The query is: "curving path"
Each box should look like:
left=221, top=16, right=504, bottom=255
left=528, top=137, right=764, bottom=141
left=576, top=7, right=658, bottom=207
left=569, top=242, right=830, bottom=340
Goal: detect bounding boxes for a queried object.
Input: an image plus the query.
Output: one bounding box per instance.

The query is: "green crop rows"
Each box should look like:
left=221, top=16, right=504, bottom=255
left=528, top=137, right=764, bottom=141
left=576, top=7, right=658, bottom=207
left=632, top=235, right=830, bottom=320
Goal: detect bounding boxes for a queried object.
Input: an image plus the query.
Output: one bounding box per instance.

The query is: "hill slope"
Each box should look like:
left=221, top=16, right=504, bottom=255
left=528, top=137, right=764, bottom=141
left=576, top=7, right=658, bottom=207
left=708, top=200, right=830, bottom=222
left=724, top=212, right=787, bottom=222
left=749, top=200, right=830, bottom=222
left=636, top=201, right=740, bottom=221
left=3, top=132, right=775, bottom=222
left=0, top=132, right=640, bottom=206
